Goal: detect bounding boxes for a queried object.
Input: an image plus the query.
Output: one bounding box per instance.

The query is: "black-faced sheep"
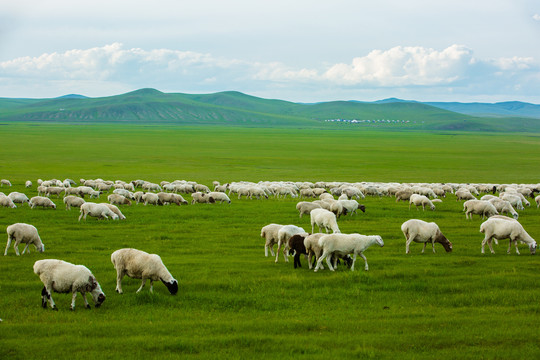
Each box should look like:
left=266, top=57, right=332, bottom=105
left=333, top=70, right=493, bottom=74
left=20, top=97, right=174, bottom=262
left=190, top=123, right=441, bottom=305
left=5, top=223, right=45, bottom=256
left=288, top=233, right=308, bottom=269
left=111, top=248, right=178, bottom=295
left=33, top=259, right=106, bottom=310
left=401, top=219, right=453, bottom=254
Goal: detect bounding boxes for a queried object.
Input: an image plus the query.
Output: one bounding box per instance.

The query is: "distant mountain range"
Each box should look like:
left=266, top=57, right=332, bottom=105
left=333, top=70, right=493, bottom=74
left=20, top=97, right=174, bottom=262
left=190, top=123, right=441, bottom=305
left=1, top=88, right=539, bottom=132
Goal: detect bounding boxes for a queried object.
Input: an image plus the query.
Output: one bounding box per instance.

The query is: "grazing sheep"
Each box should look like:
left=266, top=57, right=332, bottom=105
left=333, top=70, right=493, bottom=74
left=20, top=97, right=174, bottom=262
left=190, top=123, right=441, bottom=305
left=113, top=188, right=134, bottom=199
left=78, top=202, right=119, bottom=221
left=310, top=208, right=341, bottom=234
left=260, top=223, right=284, bottom=257
left=5, top=223, right=45, bottom=256
left=304, top=233, right=326, bottom=270
left=300, top=188, right=316, bottom=198
left=288, top=233, right=308, bottom=269
left=63, top=195, right=85, bottom=210
left=488, top=198, right=519, bottom=219
left=500, top=193, right=525, bottom=210
left=337, top=199, right=365, bottom=215
left=319, top=193, right=334, bottom=201
left=463, top=200, right=499, bottom=220
left=395, top=189, right=414, bottom=202
left=296, top=201, right=322, bottom=218
left=45, top=186, right=65, bottom=198
left=8, top=192, right=29, bottom=206
left=133, top=191, right=145, bottom=204
left=409, top=194, right=435, bottom=211
left=107, top=193, right=132, bottom=206
left=101, top=203, right=126, bottom=220
left=29, top=196, right=56, bottom=209
left=455, top=188, right=476, bottom=201
left=33, top=259, right=106, bottom=310
left=536, top=195, right=540, bottom=208
left=480, top=216, right=537, bottom=255
left=0, top=195, right=17, bottom=208
left=191, top=192, right=215, bottom=204
left=1, top=179, right=12, bottom=187
left=157, top=192, right=188, bottom=205
left=25, top=180, right=32, bottom=188
left=208, top=192, right=231, bottom=204
left=142, top=192, right=162, bottom=206
left=401, top=219, right=453, bottom=254
left=314, top=233, right=384, bottom=272
left=111, top=248, right=178, bottom=294
left=88, top=190, right=101, bottom=199
left=275, top=225, right=307, bottom=263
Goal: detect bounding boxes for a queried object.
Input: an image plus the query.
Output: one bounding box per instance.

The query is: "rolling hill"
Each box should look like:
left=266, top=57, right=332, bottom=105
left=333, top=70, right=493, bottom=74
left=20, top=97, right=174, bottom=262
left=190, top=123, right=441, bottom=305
left=1, top=88, right=539, bottom=132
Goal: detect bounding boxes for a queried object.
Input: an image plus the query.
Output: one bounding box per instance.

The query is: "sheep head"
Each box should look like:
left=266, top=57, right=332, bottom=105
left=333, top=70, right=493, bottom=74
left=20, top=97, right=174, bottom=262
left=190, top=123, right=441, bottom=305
left=162, top=279, right=179, bottom=295
left=435, top=232, right=453, bottom=252
left=530, top=242, right=537, bottom=255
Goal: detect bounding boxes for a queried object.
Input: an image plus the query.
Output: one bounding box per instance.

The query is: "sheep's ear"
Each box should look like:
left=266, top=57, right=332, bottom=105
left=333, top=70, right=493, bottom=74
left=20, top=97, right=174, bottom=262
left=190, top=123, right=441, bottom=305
left=88, top=276, right=98, bottom=290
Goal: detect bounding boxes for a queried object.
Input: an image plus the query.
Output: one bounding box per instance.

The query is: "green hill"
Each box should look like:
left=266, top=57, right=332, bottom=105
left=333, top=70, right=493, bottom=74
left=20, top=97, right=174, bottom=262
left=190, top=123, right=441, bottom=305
left=1, top=88, right=539, bottom=131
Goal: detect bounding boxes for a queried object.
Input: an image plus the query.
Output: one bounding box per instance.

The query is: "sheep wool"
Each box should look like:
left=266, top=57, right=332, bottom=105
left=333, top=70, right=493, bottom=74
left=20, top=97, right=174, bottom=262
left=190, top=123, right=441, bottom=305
left=5, top=223, right=45, bottom=256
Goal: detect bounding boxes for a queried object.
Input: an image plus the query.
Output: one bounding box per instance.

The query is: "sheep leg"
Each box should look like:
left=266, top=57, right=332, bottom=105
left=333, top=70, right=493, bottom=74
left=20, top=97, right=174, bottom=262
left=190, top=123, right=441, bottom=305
left=21, top=242, right=31, bottom=255
left=13, top=239, right=23, bottom=256
left=405, top=232, right=415, bottom=254
left=359, top=253, right=369, bottom=271
left=42, top=286, right=57, bottom=310
left=349, top=253, right=358, bottom=271
left=70, top=292, right=78, bottom=310
left=115, top=270, right=125, bottom=293
left=136, top=278, right=147, bottom=293
left=325, top=251, right=335, bottom=271
left=421, top=242, right=427, bottom=254
left=314, top=251, right=328, bottom=272
left=149, top=280, right=154, bottom=293
left=431, top=241, right=436, bottom=254
left=4, top=237, right=12, bottom=256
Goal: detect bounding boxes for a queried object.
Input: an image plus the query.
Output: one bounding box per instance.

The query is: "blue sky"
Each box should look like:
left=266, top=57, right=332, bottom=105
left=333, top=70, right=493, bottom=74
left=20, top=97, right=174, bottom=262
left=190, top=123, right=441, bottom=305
left=1, top=0, right=540, bottom=102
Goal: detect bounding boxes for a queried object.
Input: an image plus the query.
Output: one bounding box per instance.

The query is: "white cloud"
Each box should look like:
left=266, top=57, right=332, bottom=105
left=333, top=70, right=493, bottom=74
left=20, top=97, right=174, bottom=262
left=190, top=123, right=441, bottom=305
left=533, top=14, right=540, bottom=21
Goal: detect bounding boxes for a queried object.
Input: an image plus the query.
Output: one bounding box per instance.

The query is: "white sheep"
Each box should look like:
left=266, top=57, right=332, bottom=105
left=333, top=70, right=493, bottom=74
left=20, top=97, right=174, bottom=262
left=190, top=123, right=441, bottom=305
left=0, top=195, right=17, bottom=208
left=500, top=193, right=525, bottom=210
left=63, top=195, right=85, bottom=210
left=78, top=202, right=119, bottom=221
left=113, top=188, right=134, bottom=199
left=111, top=248, right=178, bottom=294
left=455, top=188, right=476, bottom=201
left=296, top=201, right=322, bottom=218
left=208, top=191, right=231, bottom=203
left=1, top=179, right=12, bottom=187
left=310, top=208, right=341, bottom=234
left=401, top=219, right=453, bottom=254
left=157, top=192, right=188, bottom=205
left=463, top=200, right=499, bottom=220
left=45, top=186, right=65, bottom=198
left=5, top=223, right=45, bottom=256
left=409, top=194, right=435, bottom=211
left=101, top=203, right=126, bottom=220
left=191, top=192, right=215, bottom=204
left=107, top=193, right=132, bottom=206
left=314, top=233, right=384, bottom=272
left=275, top=225, right=307, bottom=263
left=488, top=198, right=519, bottom=219
left=33, top=259, right=106, bottom=310
left=142, top=192, right=162, bottom=206
left=337, top=199, right=365, bottom=216
left=8, top=192, right=30, bottom=205
left=480, top=216, right=537, bottom=255
left=25, top=180, right=32, bottom=188
left=536, top=195, right=540, bottom=208
left=303, top=233, right=326, bottom=269
left=260, top=223, right=284, bottom=257
left=29, top=196, right=57, bottom=209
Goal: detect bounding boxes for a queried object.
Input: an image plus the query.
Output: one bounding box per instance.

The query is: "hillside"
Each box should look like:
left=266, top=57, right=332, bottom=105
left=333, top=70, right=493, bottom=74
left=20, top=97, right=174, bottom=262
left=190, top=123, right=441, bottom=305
left=1, top=89, right=539, bottom=131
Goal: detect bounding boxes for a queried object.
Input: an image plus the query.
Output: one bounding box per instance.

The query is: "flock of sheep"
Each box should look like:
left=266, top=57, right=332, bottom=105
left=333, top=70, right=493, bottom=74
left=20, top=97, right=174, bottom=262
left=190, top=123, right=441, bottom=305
left=1, top=177, right=539, bottom=310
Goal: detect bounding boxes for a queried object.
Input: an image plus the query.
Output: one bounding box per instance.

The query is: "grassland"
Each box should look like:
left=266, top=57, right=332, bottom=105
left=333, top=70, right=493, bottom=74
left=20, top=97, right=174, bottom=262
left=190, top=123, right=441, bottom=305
left=0, top=123, right=539, bottom=359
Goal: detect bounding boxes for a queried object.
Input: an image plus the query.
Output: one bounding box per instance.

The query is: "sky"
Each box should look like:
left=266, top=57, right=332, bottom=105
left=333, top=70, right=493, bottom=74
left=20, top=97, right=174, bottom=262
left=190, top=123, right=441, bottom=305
left=1, top=0, right=540, bottom=103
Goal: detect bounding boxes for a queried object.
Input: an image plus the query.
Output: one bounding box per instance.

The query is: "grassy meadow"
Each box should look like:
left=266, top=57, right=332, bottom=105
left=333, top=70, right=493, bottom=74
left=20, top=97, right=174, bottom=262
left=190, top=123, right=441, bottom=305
left=0, top=123, right=539, bottom=359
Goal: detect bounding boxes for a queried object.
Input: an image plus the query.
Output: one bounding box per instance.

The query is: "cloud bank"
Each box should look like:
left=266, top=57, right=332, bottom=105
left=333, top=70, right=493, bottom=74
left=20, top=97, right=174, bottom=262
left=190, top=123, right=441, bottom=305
left=1, top=43, right=539, bottom=102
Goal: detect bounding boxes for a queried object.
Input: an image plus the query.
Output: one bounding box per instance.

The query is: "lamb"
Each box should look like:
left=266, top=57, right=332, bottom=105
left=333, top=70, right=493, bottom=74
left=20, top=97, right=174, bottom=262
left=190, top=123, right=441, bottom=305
left=101, top=203, right=126, bottom=220
left=107, top=193, right=132, bottom=206
left=260, top=223, right=284, bottom=257
left=208, top=192, right=231, bottom=204
left=480, top=216, right=537, bottom=255
left=157, top=192, right=188, bottom=205
left=310, top=208, right=341, bottom=234
left=111, top=248, right=178, bottom=295
left=25, top=180, right=32, bottom=188
left=275, top=225, right=307, bottom=263
left=5, top=223, right=45, bottom=256
left=63, top=195, right=85, bottom=210
left=29, top=196, right=57, bottom=209
left=409, top=194, right=435, bottom=211
left=0, top=195, right=17, bottom=208
left=78, top=202, right=119, bottom=221
left=1, top=179, right=12, bottom=187
left=191, top=192, right=215, bottom=204
left=288, top=233, right=308, bottom=269
left=463, top=200, right=499, bottom=220
left=8, top=192, right=29, bottom=205
left=401, top=219, right=453, bottom=254
left=314, top=233, right=384, bottom=272
left=142, top=192, right=162, bottom=206
left=488, top=198, right=519, bottom=219
left=33, top=259, right=106, bottom=310
left=296, top=201, right=322, bottom=218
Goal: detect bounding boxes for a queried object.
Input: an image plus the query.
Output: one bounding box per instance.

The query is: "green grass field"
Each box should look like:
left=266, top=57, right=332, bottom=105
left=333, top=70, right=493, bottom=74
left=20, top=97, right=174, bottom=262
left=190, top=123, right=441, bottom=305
left=0, top=123, right=539, bottom=359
